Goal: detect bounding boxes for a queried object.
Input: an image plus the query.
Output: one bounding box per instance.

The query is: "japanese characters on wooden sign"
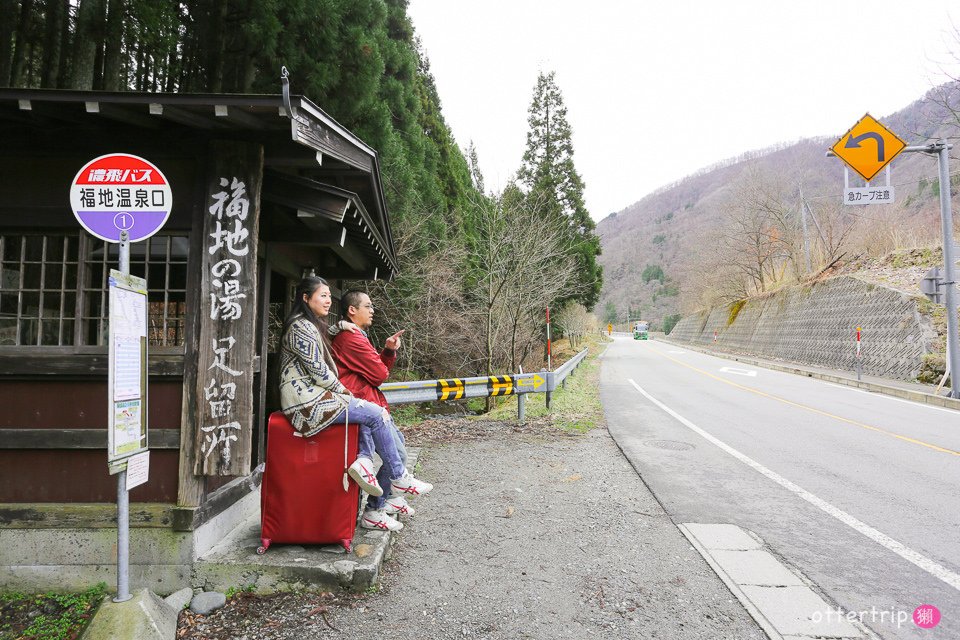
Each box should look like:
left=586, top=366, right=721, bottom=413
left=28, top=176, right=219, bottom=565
left=194, top=145, right=263, bottom=475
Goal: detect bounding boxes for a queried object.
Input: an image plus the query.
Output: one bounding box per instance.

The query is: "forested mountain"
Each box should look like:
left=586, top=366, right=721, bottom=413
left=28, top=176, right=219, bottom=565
left=1, top=0, right=602, bottom=378
left=596, top=82, right=960, bottom=330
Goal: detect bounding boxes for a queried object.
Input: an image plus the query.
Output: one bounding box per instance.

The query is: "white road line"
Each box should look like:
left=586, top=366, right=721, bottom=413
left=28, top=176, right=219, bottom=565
left=820, top=382, right=959, bottom=415
left=719, top=366, right=757, bottom=377
left=627, top=377, right=960, bottom=593
left=668, top=350, right=686, bottom=354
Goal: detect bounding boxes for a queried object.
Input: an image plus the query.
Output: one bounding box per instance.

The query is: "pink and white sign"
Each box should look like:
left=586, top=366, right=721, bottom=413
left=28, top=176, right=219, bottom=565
left=70, top=153, right=172, bottom=243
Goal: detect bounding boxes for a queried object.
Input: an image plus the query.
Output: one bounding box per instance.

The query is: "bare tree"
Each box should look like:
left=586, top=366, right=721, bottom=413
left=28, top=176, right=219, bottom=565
left=356, top=212, right=476, bottom=378
left=554, top=302, right=591, bottom=349
left=466, top=187, right=582, bottom=380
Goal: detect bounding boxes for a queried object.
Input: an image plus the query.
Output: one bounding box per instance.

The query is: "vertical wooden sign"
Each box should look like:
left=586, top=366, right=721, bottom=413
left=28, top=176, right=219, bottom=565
left=194, top=141, right=263, bottom=475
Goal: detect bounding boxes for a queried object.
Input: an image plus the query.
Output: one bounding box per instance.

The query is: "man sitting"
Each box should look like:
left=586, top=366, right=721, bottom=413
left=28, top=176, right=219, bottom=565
left=332, top=290, right=431, bottom=532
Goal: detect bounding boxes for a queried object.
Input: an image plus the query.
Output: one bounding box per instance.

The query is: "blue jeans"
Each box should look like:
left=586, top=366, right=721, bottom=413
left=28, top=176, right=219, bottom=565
left=330, top=398, right=406, bottom=499
left=366, top=425, right=406, bottom=511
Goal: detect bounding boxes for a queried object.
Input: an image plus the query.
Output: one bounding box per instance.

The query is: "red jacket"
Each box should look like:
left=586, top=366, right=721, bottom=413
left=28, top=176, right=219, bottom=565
left=331, top=329, right=396, bottom=409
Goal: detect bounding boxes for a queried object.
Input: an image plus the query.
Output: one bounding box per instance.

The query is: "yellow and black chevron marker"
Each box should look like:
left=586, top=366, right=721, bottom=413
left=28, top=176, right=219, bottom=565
left=487, top=375, right=515, bottom=397
left=436, top=378, right=465, bottom=401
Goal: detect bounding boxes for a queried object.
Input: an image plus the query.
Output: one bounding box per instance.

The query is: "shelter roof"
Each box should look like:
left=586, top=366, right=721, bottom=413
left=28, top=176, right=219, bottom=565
left=0, top=88, right=397, bottom=278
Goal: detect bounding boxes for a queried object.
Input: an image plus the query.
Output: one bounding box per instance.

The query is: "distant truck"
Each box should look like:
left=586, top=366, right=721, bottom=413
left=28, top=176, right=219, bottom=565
left=633, top=321, right=649, bottom=340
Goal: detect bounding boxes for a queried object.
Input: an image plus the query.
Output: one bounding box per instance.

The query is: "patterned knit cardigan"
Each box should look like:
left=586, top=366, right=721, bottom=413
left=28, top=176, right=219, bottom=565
left=279, top=316, right=350, bottom=437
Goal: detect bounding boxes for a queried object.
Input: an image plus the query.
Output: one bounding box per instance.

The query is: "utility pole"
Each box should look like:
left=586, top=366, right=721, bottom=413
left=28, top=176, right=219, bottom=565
left=798, top=184, right=812, bottom=274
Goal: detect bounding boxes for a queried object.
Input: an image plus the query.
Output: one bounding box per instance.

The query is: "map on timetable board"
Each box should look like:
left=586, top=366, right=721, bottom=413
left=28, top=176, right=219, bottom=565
left=108, top=270, right=149, bottom=464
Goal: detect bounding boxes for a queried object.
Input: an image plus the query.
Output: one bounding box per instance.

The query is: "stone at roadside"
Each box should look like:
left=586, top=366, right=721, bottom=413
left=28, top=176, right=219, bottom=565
left=163, top=587, right=193, bottom=612
left=320, top=544, right=347, bottom=554
left=189, top=591, right=227, bottom=615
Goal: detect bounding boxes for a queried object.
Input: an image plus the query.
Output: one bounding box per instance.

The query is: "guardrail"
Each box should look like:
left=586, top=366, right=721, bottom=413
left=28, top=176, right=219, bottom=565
left=380, top=348, right=589, bottom=422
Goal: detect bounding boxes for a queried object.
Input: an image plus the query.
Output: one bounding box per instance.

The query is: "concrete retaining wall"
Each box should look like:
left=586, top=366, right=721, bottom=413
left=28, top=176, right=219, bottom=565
left=669, top=276, right=934, bottom=381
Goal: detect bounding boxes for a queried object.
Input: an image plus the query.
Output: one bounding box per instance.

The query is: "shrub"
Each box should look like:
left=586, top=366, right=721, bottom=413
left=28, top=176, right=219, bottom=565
left=642, top=264, right=665, bottom=284
left=663, top=314, right=681, bottom=335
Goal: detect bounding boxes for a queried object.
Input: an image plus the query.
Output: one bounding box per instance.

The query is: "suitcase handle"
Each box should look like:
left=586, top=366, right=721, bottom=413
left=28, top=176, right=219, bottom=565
left=341, top=404, right=349, bottom=492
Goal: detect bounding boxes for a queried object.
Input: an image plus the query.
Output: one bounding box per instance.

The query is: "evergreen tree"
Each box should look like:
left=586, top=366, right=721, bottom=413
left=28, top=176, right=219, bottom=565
left=2, top=0, right=482, bottom=377
left=465, top=141, right=484, bottom=194
left=517, top=70, right=602, bottom=309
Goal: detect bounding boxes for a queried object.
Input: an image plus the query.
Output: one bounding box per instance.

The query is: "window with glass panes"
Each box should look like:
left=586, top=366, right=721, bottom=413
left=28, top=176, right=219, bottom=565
left=0, top=232, right=189, bottom=347
left=0, top=235, right=79, bottom=345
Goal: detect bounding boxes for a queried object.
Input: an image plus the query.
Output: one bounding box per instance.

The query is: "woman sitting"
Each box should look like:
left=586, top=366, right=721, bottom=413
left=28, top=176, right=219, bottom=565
left=279, top=276, right=431, bottom=531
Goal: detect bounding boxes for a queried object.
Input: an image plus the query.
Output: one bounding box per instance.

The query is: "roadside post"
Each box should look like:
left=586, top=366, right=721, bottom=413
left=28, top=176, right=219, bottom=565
left=829, top=115, right=959, bottom=398
left=856, top=326, right=862, bottom=381
left=70, top=153, right=172, bottom=601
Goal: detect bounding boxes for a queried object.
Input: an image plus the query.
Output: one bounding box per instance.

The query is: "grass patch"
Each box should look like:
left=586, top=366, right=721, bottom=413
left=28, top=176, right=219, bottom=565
left=388, top=403, right=428, bottom=427
left=225, top=584, right=255, bottom=600
left=727, top=299, right=746, bottom=326
left=477, top=335, right=607, bottom=432
left=0, top=583, right=106, bottom=640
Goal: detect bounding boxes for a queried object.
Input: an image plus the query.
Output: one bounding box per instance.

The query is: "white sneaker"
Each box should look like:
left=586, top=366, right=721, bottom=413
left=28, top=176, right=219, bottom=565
left=360, top=509, right=403, bottom=532
left=391, top=470, right=433, bottom=498
left=384, top=495, right=415, bottom=518
left=348, top=457, right=383, bottom=496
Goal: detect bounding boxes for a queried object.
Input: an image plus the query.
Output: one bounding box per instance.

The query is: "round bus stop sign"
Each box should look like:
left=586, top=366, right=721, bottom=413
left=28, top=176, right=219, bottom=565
left=70, top=153, right=172, bottom=243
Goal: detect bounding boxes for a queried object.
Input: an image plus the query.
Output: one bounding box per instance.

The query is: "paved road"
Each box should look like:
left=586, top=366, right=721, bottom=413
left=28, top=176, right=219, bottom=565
left=600, top=336, right=960, bottom=639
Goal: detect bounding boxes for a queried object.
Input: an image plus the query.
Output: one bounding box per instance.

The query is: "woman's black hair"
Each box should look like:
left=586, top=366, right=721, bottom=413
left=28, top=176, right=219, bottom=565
left=283, top=276, right=334, bottom=354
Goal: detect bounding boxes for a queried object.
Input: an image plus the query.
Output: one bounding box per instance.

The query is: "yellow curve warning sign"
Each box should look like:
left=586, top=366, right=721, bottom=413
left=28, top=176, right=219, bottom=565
left=831, top=113, right=906, bottom=182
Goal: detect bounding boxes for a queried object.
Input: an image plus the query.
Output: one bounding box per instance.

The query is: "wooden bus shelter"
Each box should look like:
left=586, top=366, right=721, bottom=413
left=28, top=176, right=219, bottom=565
left=0, top=88, right=397, bottom=591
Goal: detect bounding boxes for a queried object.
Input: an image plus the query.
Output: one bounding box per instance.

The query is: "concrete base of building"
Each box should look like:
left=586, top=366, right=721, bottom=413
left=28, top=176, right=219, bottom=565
left=0, top=486, right=260, bottom=596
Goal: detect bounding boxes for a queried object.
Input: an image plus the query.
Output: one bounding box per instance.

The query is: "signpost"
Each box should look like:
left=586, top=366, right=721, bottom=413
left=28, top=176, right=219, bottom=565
left=828, top=122, right=958, bottom=398
left=856, top=326, right=862, bottom=382
left=843, top=185, right=895, bottom=206
left=70, top=153, right=172, bottom=243
left=831, top=113, right=906, bottom=182
left=71, top=153, right=171, bottom=602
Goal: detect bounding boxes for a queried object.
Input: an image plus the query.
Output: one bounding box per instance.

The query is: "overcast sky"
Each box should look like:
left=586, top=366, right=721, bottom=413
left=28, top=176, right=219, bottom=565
left=407, top=1, right=959, bottom=220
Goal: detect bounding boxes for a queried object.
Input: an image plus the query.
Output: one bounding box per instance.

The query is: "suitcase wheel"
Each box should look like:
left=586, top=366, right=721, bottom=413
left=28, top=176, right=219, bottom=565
left=257, top=546, right=267, bottom=555
left=341, top=539, right=352, bottom=553
left=257, top=538, right=271, bottom=555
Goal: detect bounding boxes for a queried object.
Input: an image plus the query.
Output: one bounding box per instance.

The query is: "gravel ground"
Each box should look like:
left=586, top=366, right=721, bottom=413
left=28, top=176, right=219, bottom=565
left=178, top=417, right=765, bottom=640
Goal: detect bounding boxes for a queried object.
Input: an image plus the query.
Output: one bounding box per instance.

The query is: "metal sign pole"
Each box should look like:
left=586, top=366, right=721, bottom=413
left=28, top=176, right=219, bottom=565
left=935, top=140, right=960, bottom=398
left=830, top=137, right=957, bottom=397
left=114, top=229, right=131, bottom=603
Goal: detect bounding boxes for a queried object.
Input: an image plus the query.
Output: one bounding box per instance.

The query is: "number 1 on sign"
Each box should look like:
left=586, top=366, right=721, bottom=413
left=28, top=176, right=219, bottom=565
left=113, top=212, right=134, bottom=231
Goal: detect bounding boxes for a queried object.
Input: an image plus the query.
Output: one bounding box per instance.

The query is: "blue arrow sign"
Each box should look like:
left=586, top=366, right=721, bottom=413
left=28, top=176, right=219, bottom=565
left=844, top=132, right=885, bottom=162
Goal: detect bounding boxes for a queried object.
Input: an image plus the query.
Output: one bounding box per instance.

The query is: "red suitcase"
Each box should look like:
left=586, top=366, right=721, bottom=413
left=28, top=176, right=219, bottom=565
left=258, top=411, right=361, bottom=553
